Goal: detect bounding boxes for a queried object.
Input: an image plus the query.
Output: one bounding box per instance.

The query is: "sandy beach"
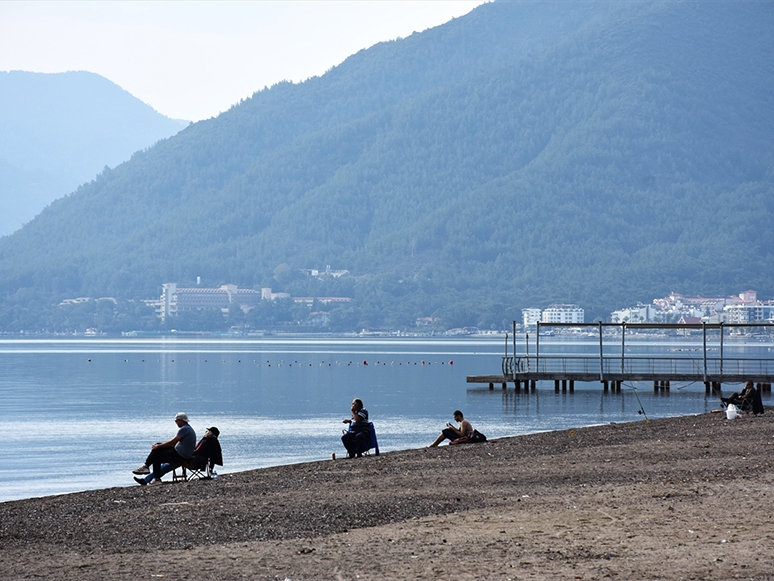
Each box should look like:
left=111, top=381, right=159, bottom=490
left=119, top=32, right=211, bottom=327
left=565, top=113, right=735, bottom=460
left=1, top=409, right=773, bottom=580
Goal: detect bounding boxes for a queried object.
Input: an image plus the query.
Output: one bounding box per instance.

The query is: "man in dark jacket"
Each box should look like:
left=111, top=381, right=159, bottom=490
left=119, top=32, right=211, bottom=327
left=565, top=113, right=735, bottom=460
left=341, top=398, right=370, bottom=458
left=722, top=382, right=764, bottom=415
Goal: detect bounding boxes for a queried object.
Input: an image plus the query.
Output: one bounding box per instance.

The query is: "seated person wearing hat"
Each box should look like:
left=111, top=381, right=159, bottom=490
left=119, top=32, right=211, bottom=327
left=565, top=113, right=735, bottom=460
left=133, top=412, right=196, bottom=485
left=191, top=426, right=223, bottom=473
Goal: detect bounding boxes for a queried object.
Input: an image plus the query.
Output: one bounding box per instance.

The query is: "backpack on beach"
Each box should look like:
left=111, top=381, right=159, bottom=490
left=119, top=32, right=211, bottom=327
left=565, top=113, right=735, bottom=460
left=450, top=429, right=487, bottom=445
left=468, top=429, right=487, bottom=443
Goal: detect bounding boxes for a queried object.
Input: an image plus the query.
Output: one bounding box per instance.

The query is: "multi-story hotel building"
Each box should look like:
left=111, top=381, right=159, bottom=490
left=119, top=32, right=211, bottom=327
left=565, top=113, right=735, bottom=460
left=541, top=304, right=585, bottom=324
left=157, top=283, right=261, bottom=322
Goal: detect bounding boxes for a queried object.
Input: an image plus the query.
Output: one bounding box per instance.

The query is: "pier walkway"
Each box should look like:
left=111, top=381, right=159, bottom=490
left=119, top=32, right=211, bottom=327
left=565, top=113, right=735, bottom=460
left=467, top=322, right=774, bottom=394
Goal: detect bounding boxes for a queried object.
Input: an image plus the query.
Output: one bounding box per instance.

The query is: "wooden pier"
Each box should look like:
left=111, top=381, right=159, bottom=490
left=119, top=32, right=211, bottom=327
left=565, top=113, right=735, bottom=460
left=467, top=322, right=774, bottom=394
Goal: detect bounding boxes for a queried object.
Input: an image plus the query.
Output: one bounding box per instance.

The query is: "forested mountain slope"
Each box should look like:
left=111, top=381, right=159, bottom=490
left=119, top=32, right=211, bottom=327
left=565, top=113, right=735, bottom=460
left=0, top=71, right=187, bottom=236
left=0, top=1, right=771, bottom=331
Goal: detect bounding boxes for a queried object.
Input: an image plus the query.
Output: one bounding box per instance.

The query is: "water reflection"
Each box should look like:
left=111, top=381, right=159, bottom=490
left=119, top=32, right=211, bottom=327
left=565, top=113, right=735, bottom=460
left=0, top=338, right=770, bottom=502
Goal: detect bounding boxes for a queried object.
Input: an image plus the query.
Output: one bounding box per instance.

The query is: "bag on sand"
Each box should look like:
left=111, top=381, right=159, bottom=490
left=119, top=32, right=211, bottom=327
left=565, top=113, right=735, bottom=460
left=450, top=429, right=487, bottom=445
left=468, top=429, right=487, bottom=443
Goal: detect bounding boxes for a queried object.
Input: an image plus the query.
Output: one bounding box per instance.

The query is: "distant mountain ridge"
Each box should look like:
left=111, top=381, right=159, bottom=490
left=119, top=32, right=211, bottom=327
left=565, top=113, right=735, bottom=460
left=0, top=71, right=187, bottom=236
left=0, top=1, right=771, bottom=332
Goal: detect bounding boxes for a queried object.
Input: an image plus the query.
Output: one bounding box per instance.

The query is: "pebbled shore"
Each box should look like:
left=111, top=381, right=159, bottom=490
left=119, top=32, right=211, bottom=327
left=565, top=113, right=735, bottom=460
left=2, top=410, right=773, bottom=580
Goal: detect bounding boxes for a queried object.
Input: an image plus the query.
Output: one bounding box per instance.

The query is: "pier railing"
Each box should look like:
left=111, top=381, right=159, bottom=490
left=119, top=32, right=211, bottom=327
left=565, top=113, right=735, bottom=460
left=477, top=322, right=774, bottom=387
left=503, top=354, right=774, bottom=380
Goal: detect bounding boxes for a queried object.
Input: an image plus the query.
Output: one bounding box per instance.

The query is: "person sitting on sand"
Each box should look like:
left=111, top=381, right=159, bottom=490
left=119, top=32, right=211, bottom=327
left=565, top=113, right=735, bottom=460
left=427, top=410, right=473, bottom=447
left=190, top=426, right=223, bottom=474
left=341, top=398, right=370, bottom=458
left=133, top=412, right=196, bottom=486
left=721, top=381, right=764, bottom=415
left=721, top=381, right=756, bottom=408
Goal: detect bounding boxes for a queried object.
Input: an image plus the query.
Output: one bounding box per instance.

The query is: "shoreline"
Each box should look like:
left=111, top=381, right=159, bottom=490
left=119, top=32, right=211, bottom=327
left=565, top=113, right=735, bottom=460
left=2, top=410, right=773, bottom=580
left=0, top=412, right=695, bottom=505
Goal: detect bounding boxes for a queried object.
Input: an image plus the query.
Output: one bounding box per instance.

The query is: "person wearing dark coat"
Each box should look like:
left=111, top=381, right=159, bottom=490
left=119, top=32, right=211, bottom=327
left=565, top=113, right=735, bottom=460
left=721, top=381, right=764, bottom=415
left=191, top=427, right=223, bottom=471
left=341, top=398, right=370, bottom=458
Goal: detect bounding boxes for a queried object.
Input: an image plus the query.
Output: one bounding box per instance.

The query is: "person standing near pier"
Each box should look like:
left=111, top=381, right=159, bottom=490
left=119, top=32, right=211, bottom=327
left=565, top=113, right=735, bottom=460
left=427, top=410, right=473, bottom=447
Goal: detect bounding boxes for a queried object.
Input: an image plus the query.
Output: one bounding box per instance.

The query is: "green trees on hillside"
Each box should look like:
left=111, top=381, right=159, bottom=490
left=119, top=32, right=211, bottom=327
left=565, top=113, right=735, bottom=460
left=0, top=1, right=772, bottom=333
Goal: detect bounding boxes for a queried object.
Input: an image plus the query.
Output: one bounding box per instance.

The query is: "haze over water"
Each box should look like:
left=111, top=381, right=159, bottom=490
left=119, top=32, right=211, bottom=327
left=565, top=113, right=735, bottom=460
left=1, top=336, right=768, bottom=502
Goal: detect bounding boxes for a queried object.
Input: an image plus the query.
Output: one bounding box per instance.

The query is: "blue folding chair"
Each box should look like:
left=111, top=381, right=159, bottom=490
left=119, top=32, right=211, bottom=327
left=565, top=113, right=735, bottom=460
left=343, top=422, right=380, bottom=457
left=366, top=422, right=380, bottom=456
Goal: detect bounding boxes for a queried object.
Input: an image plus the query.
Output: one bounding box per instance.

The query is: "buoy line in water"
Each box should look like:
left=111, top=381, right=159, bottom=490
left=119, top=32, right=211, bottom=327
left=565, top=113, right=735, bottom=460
left=85, top=358, right=455, bottom=367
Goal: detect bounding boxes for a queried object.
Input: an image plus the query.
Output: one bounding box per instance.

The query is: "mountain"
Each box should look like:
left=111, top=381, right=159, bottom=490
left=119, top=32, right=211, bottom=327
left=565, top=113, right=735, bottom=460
left=0, top=71, right=188, bottom=236
left=0, top=1, right=772, bottom=333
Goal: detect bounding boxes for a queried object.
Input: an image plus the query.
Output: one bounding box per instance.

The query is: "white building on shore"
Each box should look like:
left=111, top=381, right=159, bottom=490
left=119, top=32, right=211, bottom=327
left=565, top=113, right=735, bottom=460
left=156, top=283, right=261, bottom=322
left=522, top=305, right=585, bottom=327
left=610, top=290, right=770, bottom=323
left=723, top=300, right=774, bottom=323
left=521, top=308, right=542, bottom=328
left=541, top=304, right=585, bottom=324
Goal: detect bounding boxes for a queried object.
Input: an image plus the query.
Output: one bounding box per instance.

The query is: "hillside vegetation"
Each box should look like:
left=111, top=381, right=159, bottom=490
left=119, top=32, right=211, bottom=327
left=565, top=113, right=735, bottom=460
left=0, top=71, right=187, bottom=236
left=0, top=1, right=772, bottom=333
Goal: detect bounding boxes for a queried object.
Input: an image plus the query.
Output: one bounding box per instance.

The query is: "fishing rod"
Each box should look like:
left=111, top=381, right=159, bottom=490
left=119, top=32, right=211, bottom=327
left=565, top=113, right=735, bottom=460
left=626, top=381, right=650, bottom=424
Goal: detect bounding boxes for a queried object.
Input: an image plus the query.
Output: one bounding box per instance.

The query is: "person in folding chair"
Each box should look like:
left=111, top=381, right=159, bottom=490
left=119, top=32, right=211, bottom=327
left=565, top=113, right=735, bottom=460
left=183, top=426, right=223, bottom=480
left=132, top=412, right=196, bottom=486
left=341, top=398, right=374, bottom=458
left=721, top=381, right=763, bottom=414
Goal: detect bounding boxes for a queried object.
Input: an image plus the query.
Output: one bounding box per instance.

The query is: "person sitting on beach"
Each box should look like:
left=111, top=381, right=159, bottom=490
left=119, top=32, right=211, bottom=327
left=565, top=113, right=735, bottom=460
left=341, top=398, right=370, bottom=458
left=133, top=412, right=196, bottom=485
left=427, top=410, right=473, bottom=447
left=721, top=381, right=764, bottom=415
left=191, top=426, right=223, bottom=473
left=721, top=381, right=756, bottom=408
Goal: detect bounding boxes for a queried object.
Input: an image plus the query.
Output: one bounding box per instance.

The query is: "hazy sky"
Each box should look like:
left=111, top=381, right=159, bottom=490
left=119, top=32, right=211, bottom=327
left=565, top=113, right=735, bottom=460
left=1, top=1, right=484, bottom=121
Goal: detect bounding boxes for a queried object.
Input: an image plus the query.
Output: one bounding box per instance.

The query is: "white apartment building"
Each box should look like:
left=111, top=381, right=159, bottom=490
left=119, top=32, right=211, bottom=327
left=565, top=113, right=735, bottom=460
left=723, top=302, right=774, bottom=323
left=521, top=308, right=542, bottom=328
left=541, top=304, right=585, bottom=324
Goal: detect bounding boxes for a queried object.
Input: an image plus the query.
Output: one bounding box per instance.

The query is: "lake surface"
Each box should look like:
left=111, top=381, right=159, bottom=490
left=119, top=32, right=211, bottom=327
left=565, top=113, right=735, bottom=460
left=1, top=335, right=770, bottom=502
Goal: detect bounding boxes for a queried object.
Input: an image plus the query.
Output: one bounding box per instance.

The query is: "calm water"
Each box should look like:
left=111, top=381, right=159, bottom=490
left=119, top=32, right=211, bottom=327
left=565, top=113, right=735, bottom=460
left=1, top=335, right=769, bottom=502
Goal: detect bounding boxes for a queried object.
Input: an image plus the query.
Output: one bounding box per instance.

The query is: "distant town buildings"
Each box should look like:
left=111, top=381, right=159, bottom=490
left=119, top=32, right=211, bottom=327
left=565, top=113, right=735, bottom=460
left=522, top=304, right=584, bottom=327
left=609, top=303, right=655, bottom=324
left=293, top=296, right=352, bottom=306
left=302, top=265, right=350, bottom=278
left=153, top=282, right=353, bottom=323
left=60, top=296, right=117, bottom=306
left=611, top=290, right=774, bottom=324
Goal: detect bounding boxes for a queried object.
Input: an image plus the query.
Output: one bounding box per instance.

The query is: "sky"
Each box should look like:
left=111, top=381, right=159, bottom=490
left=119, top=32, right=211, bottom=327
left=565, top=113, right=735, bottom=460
left=0, top=1, right=485, bottom=122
